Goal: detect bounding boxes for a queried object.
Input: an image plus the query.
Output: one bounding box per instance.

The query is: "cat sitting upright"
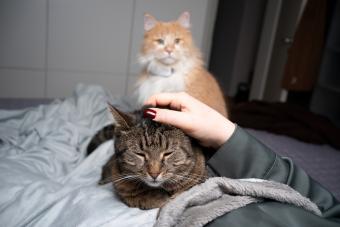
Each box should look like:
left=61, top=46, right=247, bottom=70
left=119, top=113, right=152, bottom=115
left=135, top=12, right=228, bottom=117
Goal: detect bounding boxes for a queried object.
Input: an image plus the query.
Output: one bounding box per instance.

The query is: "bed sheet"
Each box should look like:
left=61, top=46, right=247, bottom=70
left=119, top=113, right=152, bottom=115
left=0, top=84, right=157, bottom=227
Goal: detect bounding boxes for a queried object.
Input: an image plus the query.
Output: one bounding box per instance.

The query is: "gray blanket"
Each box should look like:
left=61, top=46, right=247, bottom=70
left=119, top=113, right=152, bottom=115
left=155, top=177, right=321, bottom=227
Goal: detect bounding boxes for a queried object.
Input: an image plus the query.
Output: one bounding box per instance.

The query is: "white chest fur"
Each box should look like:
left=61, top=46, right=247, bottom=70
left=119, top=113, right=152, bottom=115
left=134, top=56, right=195, bottom=107
left=135, top=70, right=186, bottom=107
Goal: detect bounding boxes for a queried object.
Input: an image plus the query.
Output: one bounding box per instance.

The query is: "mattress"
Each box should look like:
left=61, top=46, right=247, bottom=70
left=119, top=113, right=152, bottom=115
left=247, top=129, right=340, bottom=201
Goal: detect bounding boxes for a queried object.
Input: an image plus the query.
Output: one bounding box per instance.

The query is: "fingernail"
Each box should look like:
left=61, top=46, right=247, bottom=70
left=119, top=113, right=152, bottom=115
left=143, top=109, right=156, bottom=119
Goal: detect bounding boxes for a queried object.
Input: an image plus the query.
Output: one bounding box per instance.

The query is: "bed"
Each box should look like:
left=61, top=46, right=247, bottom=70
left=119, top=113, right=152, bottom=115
left=0, top=85, right=339, bottom=226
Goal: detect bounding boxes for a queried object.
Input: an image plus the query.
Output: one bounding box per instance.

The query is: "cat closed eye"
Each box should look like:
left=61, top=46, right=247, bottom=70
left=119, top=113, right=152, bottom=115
left=135, top=152, right=146, bottom=158
left=163, top=152, right=173, bottom=157
left=174, top=38, right=181, bottom=44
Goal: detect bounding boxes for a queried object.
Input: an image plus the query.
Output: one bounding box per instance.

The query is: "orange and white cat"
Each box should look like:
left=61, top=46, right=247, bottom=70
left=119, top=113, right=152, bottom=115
left=134, top=12, right=228, bottom=117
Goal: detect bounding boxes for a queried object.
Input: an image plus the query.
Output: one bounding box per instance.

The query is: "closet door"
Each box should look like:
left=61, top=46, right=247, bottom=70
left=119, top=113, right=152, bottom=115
left=310, top=1, right=340, bottom=127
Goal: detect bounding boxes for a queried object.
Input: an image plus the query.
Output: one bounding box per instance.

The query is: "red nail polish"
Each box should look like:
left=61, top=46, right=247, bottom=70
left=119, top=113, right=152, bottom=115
left=143, top=109, right=156, bottom=119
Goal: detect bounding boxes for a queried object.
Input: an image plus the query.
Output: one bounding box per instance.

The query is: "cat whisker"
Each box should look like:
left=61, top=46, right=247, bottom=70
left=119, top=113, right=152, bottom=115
left=100, top=175, right=130, bottom=183
left=171, top=174, right=204, bottom=184
left=103, top=174, right=139, bottom=184
left=113, top=177, right=132, bottom=183
left=113, top=175, right=139, bottom=183
left=182, top=173, right=206, bottom=178
left=164, top=178, right=178, bottom=186
left=186, top=173, right=205, bottom=179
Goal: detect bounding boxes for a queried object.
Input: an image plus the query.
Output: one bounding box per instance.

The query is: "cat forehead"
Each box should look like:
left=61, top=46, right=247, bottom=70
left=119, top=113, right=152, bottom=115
left=140, top=120, right=183, bottom=137
left=118, top=118, right=182, bottom=137
left=146, top=22, right=189, bottom=36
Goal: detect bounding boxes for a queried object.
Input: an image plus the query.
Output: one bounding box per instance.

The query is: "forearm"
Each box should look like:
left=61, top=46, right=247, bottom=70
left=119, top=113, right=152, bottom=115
left=207, top=126, right=340, bottom=217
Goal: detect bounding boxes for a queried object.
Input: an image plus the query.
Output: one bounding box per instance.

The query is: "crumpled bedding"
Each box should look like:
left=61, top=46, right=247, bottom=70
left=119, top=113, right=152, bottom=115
left=0, top=85, right=157, bottom=227
left=155, top=177, right=321, bottom=227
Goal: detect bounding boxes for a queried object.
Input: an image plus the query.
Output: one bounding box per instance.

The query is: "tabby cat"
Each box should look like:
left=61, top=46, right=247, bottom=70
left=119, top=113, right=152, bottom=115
left=87, top=105, right=207, bottom=209
left=135, top=12, right=228, bottom=117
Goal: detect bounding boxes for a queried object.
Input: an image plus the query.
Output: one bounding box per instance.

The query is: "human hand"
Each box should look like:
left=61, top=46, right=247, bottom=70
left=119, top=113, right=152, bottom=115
left=144, top=92, right=236, bottom=149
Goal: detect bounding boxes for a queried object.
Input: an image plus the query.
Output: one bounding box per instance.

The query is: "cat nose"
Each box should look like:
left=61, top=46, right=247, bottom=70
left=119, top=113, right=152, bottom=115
left=149, top=172, right=160, bottom=180
left=165, top=46, right=173, bottom=54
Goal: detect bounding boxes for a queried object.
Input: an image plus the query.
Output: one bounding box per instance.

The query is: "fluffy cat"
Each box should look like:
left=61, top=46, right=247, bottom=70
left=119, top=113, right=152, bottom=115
left=135, top=12, right=228, bottom=117
left=87, top=105, right=207, bottom=209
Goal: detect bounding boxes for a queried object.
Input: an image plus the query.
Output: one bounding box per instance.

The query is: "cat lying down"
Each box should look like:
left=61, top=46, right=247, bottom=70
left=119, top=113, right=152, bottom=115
left=87, top=105, right=207, bottom=209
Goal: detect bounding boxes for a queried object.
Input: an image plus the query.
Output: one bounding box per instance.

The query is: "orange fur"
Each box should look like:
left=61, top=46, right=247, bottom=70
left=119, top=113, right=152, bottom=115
left=136, top=12, right=228, bottom=117
left=185, top=67, right=228, bottom=117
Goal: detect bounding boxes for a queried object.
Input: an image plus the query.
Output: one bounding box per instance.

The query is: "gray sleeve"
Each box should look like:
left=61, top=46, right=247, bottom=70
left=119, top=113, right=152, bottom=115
left=207, top=126, right=340, bottom=217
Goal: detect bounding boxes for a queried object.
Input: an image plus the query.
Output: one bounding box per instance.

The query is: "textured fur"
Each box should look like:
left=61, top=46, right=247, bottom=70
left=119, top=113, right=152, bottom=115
left=155, top=177, right=321, bottom=227
left=135, top=12, right=228, bottom=117
left=87, top=105, right=207, bottom=209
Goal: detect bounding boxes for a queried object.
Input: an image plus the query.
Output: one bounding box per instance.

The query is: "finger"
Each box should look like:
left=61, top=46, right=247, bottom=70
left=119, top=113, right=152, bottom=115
left=150, top=108, right=193, bottom=131
left=144, top=92, right=174, bottom=106
left=144, top=92, right=188, bottom=110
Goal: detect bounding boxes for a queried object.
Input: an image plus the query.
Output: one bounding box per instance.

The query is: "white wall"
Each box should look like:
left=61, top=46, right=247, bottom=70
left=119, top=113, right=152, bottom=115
left=0, top=0, right=218, bottom=98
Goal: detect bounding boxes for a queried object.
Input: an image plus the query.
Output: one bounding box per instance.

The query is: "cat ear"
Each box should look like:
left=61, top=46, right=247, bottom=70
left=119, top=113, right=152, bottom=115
left=177, top=11, right=191, bottom=29
left=107, top=103, right=134, bottom=130
left=144, top=13, right=157, bottom=31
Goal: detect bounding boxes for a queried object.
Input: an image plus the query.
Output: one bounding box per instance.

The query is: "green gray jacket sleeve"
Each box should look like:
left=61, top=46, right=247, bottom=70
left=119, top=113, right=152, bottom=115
left=206, top=126, right=340, bottom=227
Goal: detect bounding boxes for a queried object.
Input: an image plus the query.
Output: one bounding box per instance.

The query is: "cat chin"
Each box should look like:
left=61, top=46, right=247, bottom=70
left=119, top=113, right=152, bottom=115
left=144, top=180, right=164, bottom=188
left=159, top=57, right=177, bottom=65
left=138, top=54, right=177, bottom=66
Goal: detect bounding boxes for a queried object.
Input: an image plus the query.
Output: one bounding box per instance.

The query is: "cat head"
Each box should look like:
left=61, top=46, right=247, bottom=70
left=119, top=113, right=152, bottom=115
left=109, top=104, right=197, bottom=189
left=139, top=12, right=202, bottom=68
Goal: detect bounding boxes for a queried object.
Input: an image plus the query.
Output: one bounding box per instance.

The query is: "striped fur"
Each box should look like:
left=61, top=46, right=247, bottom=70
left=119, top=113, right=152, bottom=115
left=86, top=124, right=115, bottom=156
left=87, top=105, right=207, bottom=209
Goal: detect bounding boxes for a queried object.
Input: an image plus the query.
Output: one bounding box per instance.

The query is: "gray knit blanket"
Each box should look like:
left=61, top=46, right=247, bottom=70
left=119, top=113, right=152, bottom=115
left=155, top=177, right=321, bottom=227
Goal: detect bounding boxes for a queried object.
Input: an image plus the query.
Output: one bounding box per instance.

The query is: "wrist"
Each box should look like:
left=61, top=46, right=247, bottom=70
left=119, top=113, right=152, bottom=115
left=213, top=119, right=236, bottom=149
